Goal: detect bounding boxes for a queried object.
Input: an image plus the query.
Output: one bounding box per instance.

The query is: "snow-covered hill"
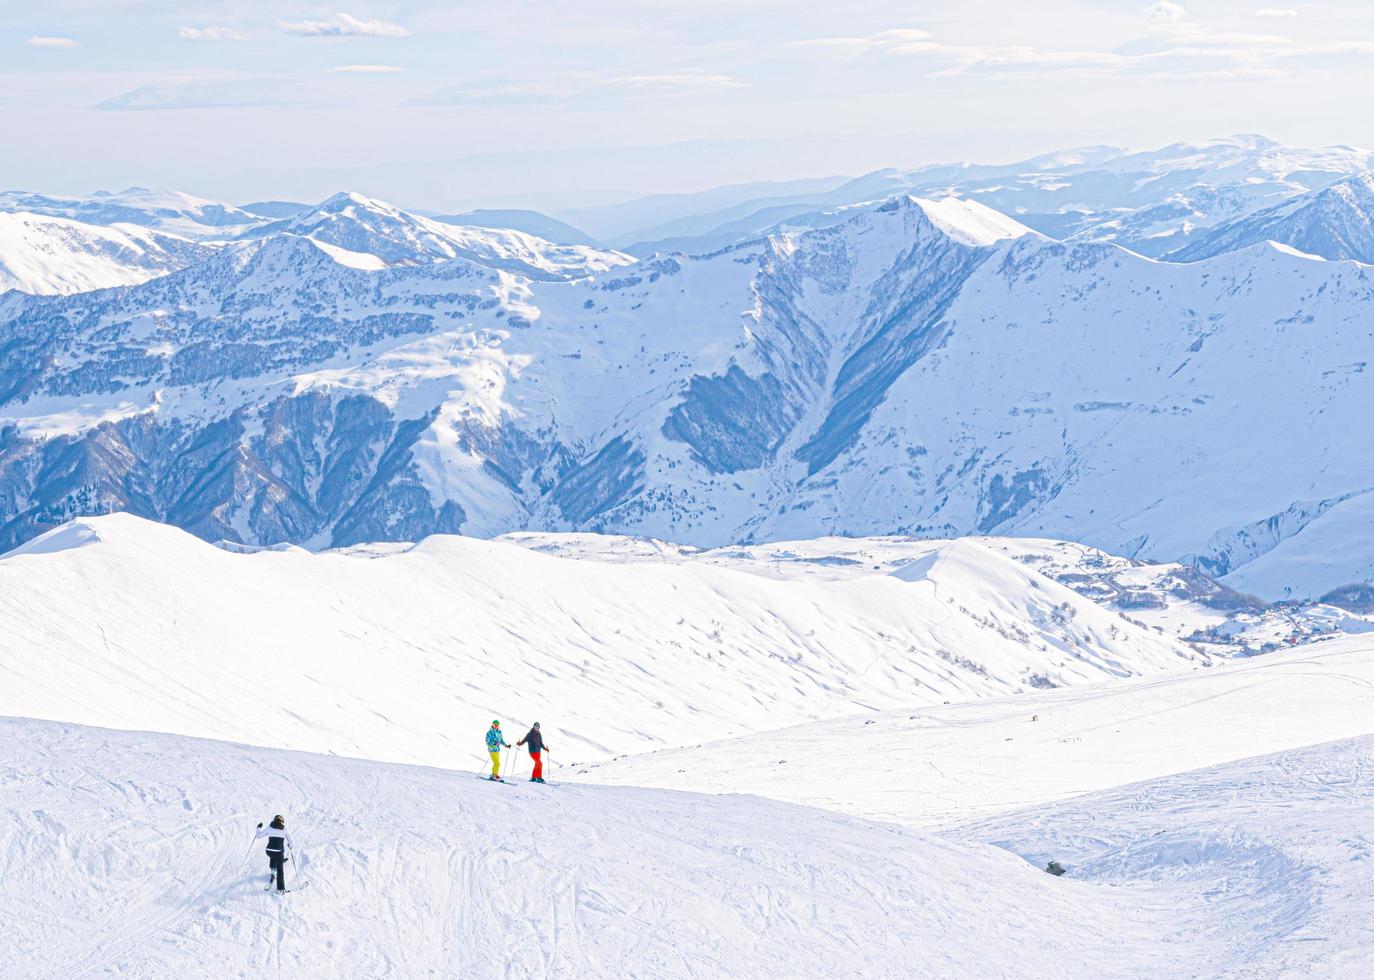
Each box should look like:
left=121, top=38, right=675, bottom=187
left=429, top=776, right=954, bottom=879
left=574, top=636, right=1374, bottom=974
left=579, top=636, right=1374, bottom=826
left=0, top=514, right=1203, bottom=768
left=0, top=187, right=266, bottom=240
left=249, top=192, right=632, bottom=278
left=964, top=735, right=1374, bottom=978
left=505, top=532, right=1369, bottom=654
left=0, top=212, right=210, bottom=295
left=430, top=208, right=599, bottom=247
left=8, top=635, right=1372, bottom=977
left=1168, top=172, right=1374, bottom=264
left=13, top=714, right=1323, bottom=979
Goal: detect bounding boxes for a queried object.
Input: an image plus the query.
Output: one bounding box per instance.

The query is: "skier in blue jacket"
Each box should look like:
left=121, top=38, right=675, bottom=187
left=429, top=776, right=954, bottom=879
left=486, top=720, right=511, bottom=780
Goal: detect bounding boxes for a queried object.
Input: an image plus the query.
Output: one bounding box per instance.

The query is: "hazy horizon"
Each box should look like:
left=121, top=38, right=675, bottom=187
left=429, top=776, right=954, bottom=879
left=8, top=1, right=1374, bottom=212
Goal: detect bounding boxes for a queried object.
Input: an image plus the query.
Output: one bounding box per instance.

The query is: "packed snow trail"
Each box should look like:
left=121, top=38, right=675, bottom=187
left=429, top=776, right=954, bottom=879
left=0, top=514, right=1199, bottom=768
left=579, top=637, right=1374, bottom=828
left=963, top=737, right=1374, bottom=977
left=0, top=717, right=1249, bottom=979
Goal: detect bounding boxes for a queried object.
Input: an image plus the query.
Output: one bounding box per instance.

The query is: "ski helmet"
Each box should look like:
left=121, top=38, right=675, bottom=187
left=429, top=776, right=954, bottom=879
left=271, top=815, right=285, bottom=828
left=532, top=722, right=540, bottom=728
left=491, top=720, right=500, bottom=726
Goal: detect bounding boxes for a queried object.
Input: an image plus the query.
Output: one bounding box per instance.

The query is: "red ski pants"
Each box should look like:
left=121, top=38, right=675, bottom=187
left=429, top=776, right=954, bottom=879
left=529, top=751, right=543, bottom=779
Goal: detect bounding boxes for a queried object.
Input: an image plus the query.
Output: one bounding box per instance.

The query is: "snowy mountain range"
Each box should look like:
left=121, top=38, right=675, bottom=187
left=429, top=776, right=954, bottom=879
left=247, top=192, right=632, bottom=278
left=1168, top=171, right=1374, bottom=264
left=0, top=212, right=211, bottom=295
left=0, top=186, right=265, bottom=240
left=593, top=135, right=1374, bottom=256
left=4, top=136, right=1374, bottom=599
left=7, top=135, right=1374, bottom=980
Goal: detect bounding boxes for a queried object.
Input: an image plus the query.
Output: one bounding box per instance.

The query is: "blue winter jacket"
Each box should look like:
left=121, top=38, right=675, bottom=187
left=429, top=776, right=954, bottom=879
left=486, top=728, right=508, bottom=751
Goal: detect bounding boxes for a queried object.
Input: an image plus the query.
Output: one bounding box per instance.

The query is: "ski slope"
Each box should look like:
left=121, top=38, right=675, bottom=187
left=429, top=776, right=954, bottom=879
left=577, top=637, right=1374, bottom=828
left=6, top=716, right=1370, bottom=978
left=963, top=737, right=1374, bottom=978
left=0, top=514, right=1201, bottom=769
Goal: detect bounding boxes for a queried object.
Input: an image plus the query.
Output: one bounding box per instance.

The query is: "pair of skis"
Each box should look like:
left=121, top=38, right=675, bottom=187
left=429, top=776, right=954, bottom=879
left=265, top=880, right=311, bottom=893
left=479, top=776, right=553, bottom=785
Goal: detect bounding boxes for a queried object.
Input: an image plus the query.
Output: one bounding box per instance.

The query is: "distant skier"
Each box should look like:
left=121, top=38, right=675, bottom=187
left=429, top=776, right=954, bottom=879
left=486, top=720, right=511, bottom=780
left=255, top=815, right=295, bottom=892
left=518, top=722, right=548, bottom=783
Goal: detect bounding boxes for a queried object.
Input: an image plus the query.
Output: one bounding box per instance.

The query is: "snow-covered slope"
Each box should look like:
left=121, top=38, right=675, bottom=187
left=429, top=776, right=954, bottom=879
left=430, top=208, right=599, bottom=247
left=631, top=195, right=1033, bottom=256
left=7, top=714, right=1296, bottom=980
left=580, top=635, right=1374, bottom=827
left=0, top=187, right=266, bottom=240
left=1217, top=490, right=1374, bottom=601
left=252, top=192, right=632, bottom=278
left=0, top=514, right=1203, bottom=769
left=1168, top=171, right=1374, bottom=264
left=964, top=736, right=1374, bottom=978
left=4, top=192, right=1374, bottom=597
left=507, top=532, right=1370, bottom=653
left=9, top=635, right=1373, bottom=977
left=0, top=212, right=210, bottom=294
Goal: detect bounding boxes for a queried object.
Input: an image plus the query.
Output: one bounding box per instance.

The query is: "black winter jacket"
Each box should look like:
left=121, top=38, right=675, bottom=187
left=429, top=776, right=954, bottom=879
left=518, top=728, right=544, bottom=753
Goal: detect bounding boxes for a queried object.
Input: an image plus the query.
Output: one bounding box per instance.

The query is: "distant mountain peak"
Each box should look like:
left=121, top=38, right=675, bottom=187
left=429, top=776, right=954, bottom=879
left=315, top=190, right=394, bottom=212
left=1168, top=168, right=1374, bottom=264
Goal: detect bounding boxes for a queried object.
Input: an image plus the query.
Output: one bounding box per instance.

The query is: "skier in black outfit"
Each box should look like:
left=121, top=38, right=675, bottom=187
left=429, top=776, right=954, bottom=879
left=518, top=722, right=548, bottom=782
left=255, top=815, right=295, bottom=892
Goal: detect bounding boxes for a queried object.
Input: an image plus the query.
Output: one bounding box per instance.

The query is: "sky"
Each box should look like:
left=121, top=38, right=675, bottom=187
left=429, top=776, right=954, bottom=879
left=4, top=0, right=1374, bottom=212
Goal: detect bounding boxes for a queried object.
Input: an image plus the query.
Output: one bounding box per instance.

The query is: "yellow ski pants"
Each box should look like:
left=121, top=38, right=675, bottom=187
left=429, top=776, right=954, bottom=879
left=489, top=750, right=502, bottom=777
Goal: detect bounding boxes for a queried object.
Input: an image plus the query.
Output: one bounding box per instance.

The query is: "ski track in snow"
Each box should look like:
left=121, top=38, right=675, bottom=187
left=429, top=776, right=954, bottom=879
left=0, top=718, right=1206, bottom=979
left=5, top=717, right=1371, bottom=977
left=1, top=517, right=1372, bottom=974
left=962, top=739, right=1374, bottom=977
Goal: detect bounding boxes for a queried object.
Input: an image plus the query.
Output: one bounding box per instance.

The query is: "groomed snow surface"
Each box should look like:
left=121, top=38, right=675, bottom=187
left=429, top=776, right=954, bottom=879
left=0, top=515, right=1204, bottom=769
left=3, top=516, right=1372, bottom=977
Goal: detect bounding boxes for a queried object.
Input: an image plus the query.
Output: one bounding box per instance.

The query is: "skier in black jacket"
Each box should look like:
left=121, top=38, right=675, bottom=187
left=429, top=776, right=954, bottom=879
left=518, top=722, right=548, bottom=783
left=255, top=815, right=295, bottom=892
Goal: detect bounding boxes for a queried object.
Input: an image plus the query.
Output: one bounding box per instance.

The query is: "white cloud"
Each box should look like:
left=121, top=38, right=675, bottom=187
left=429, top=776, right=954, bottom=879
left=414, top=69, right=741, bottom=106
left=280, top=13, right=410, bottom=38
left=815, top=15, right=1371, bottom=83
left=179, top=26, right=249, bottom=42
left=792, top=28, right=932, bottom=51
left=327, top=64, right=404, bottom=73
left=98, top=76, right=330, bottom=111
left=1254, top=7, right=1298, bottom=16
left=602, top=71, right=742, bottom=91
left=805, top=29, right=1128, bottom=78
left=930, top=45, right=1126, bottom=76
left=27, top=36, right=79, bottom=48
left=1143, top=1, right=1187, bottom=21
